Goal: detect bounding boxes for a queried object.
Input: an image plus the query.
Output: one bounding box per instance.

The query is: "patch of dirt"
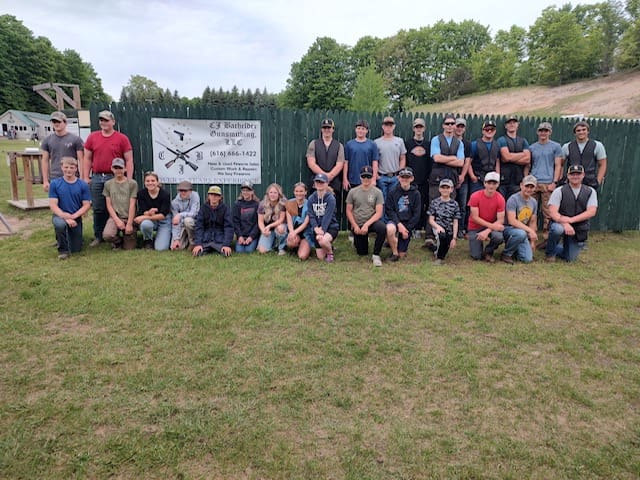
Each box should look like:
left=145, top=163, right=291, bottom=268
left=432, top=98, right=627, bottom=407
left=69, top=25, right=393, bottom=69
left=425, top=71, right=640, bottom=119
left=0, top=213, right=44, bottom=238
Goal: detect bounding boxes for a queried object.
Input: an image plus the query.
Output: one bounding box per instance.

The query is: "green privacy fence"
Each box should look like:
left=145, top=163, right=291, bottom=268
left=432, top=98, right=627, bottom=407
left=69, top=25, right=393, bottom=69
left=90, top=103, right=640, bottom=231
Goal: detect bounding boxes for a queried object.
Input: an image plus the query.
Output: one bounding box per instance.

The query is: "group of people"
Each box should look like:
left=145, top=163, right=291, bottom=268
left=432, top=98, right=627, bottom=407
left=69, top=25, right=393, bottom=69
left=44, top=110, right=603, bottom=264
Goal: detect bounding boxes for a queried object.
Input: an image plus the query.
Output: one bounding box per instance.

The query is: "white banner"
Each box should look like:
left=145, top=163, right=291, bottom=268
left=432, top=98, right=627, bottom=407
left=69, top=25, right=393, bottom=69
left=151, top=118, right=261, bottom=185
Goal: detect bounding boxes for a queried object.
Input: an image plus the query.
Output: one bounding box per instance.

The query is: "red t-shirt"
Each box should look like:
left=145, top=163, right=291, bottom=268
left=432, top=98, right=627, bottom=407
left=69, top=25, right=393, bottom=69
left=467, top=190, right=505, bottom=231
left=84, top=131, right=132, bottom=174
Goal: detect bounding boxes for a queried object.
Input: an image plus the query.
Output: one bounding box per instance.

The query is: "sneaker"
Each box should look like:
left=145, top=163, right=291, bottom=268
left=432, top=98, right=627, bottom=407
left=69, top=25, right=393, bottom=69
left=545, top=255, right=556, bottom=263
left=57, top=253, right=69, bottom=260
left=484, top=253, right=495, bottom=263
left=143, top=240, right=154, bottom=250
left=500, top=254, right=514, bottom=265
left=433, top=258, right=443, bottom=266
left=278, top=249, right=287, bottom=256
left=422, top=238, right=435, bottom=250
left=372, top=254, right=382, bottom=267
left=325, top=252, right=334, bottom=263
left=348, top=234, right=354, bottom=245
left=112, top=242, right=122, bottom=251
left=388, top=254, right=399, bottom=262
left=89, top=238, right=102, bottom=247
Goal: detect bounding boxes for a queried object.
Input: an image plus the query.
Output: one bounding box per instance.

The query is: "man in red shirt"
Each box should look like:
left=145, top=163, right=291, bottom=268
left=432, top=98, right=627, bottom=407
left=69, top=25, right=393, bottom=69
left=83, top=110, right=134, bottom=246
left=467, top=171, right=505, bottom=262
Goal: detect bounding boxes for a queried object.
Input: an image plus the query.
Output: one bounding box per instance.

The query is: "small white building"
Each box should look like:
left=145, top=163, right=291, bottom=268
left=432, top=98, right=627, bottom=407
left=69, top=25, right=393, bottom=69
left=0, top=110, right=56, bottom=141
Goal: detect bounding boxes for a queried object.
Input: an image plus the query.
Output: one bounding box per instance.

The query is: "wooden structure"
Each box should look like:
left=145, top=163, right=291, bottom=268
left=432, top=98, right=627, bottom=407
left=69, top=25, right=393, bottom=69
left=32, top=83, right=81, bottom=110
left=7, top=150, right=49, bottom=210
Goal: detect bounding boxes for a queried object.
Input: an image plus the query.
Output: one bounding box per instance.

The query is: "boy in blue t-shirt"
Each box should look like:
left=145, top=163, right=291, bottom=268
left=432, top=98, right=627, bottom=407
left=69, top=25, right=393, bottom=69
left=48, top=157, right=91, bottom=259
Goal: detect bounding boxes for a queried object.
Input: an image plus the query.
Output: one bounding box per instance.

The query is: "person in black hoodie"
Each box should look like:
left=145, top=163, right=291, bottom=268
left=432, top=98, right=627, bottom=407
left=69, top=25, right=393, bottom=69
left=192, top=185, right=233, bottom=257
left=232, top=181, right=260, bottom=253
left=385, top=167, right=422, bottom=261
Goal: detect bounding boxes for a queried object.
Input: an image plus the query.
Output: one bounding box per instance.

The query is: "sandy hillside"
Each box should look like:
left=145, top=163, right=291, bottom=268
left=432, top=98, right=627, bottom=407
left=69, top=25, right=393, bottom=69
left=421, top=71, right=640, bottom=119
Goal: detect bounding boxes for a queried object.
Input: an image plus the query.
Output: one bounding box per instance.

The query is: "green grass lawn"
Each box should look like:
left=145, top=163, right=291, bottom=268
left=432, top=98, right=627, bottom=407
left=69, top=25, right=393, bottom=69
left=1, top=138, right=639, bottom=479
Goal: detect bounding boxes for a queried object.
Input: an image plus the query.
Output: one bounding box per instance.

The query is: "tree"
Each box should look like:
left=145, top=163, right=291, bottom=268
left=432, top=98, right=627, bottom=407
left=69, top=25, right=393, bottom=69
left=350, top=64, right=388, bottom=112
left=120, top=75, right=164, bottom=103
left=281, top=37, right=352, bottom=110
left=471, top=26, right=529, bottom=91
left=616, top=0, right=640, bottom=69
left=528, top=7, right=598, bottom=85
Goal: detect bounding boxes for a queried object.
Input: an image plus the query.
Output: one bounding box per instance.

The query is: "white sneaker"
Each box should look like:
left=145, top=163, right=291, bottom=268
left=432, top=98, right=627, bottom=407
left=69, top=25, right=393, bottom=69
left=372, top=255, right=382, bottom=267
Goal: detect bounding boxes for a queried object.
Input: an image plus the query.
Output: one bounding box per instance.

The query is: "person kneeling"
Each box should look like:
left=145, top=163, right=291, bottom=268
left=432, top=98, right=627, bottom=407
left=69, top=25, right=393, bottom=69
left=192, top=186, right=233, bottom=257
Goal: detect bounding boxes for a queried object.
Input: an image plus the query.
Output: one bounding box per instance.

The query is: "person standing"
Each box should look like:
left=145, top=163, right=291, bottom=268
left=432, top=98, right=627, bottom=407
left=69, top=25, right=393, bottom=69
left=404, top=117, right=431, bottom=234
left=502, top=175, right=539, bottom=264
left=469, top=120, right=500, bottom=195
left=345, top=166, right=387, bottom=267
left=454, top=117, right=472, bottom=238
left=545, top=165, right=598, bottom=262
left=83, top=110, right=134, bottom=246
left=467, top=171, right=505, bottom=262
left=424, top=114, right=464, bottom=249
left=343, top=120, right=379, bottom=192
left=497, top=116, right=530, bottom=200
left=48, top=157, right=91, bottom=260
left=374, top=116, right=406, bottom=204
left=528, top=122, right=563, bottom=245
left=562, top=120, right=607, bottom=190
left=40, top=111, right=84, bottom=192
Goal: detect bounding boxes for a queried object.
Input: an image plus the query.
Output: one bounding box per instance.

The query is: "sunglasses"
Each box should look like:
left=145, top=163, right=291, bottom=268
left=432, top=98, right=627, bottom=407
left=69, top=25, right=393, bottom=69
left=178, top=189, right=190, bottom=192
left=443, top=122, right=455, bottom=126
left=439, top=185, right=452, bottom=189
left=483, top=127, right=496, bottom=131
left=112, top=166, right=124, bottom=170
left=360, top=174, right=373, bottom=179
left=98, top=118, right=111, bottom=122
left=51, top=119, right=62, bottom=124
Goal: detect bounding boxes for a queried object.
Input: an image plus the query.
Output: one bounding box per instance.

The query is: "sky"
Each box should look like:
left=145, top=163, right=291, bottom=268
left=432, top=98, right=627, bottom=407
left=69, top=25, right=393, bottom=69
left=5, top=0, right=603, bottom=100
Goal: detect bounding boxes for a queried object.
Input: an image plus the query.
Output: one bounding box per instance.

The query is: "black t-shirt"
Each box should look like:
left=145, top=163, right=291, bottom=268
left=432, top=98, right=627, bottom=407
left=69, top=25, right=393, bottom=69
left=405, top=137, right=431, bottom=185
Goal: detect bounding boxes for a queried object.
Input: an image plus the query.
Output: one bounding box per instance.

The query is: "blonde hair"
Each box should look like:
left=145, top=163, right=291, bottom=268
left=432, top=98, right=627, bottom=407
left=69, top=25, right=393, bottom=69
left=261, top=183, right=285, bottom=222
left=61, top=156, right=77, bottom=166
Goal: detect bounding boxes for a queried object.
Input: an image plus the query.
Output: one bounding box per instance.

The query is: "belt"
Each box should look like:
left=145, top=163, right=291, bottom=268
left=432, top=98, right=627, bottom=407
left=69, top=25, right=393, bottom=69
left=92, top=172, right=114, bottom=177
left=381, top=172, right=397, bottom=177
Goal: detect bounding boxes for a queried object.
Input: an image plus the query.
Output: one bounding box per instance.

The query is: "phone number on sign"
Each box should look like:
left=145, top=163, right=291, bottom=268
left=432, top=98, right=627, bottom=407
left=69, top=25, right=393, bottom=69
left=209, top=151, right=257, bottom=158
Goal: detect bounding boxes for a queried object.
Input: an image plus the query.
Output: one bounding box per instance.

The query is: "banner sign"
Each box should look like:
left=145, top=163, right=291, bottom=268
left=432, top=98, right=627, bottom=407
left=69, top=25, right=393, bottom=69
left=151, top=118, right=261, bottom=185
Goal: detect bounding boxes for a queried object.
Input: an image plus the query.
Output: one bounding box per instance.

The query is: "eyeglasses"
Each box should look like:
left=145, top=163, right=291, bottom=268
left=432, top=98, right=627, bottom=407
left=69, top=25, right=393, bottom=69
left=443, top=122, right=456, bottom=126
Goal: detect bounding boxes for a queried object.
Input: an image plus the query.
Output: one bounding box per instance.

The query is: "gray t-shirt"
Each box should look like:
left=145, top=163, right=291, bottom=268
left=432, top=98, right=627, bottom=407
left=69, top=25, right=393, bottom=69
left=529, top=140, right=562, bottom=183
left=548, top=185, right=598, bottom=209
left=40, top=132, right=84, bottom=179
left=346, top=185, right=384, bottom=227
left=374, top=136, right=406, bottom=174
left=505, top=193, right=538, bottom=227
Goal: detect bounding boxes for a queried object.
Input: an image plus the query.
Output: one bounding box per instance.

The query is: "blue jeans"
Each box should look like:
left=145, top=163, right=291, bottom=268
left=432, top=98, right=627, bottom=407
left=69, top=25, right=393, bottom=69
left=52, top=215, right=83, bottom=254
left=503, top=226, right=533, bottom=262
left=456, top=179, right=469, bottom=232
left=139, top=217, right=171, bottom=250
left=469, top=180, right=484, bottom=195
left=90, top=173, right=113, bottom=240
left=546, top=222, right=582, bottom=261
left=235, top=238, right=258, bottom=253
left=467, top=229, right=504, bottom=260
left=258, top=229, right=287, bottom=252
left=377, top=175, right=399, bottom=222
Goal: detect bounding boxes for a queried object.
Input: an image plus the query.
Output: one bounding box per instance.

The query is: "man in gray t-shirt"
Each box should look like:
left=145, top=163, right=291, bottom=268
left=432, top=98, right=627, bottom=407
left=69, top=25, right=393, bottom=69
left=40, top=111, right=84, bottom=192
left=502, top=175, right=539, bottom=264
left=374, top=116, right=407, bottom=205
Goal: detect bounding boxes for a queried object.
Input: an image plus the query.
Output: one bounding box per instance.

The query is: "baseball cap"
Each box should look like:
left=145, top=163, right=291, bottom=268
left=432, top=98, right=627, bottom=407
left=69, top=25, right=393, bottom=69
left=207, top=185, right=222, bottom=195
left=568, top=164, right=585, bottom=174
left=443, top=113, right=456, bottom=123
left=360, top=165, right=373, bottom=177
left=413, top=118, right=426, bottom=127
left=177, top=180, right=193, bottom=190
left=398, top=167, right=414, bottom=177
left=382, top=116, right=395, bottom=125
left=355, top=119, right=369, bottom=129
left=98, top=110, right=115, bottom=121
left=537, top=122, right=553, bottom=131
left=484, top=171, right=500, bottom=183
left=111, top=158, right=125, bottom=168
left=313, top=173, right=329, bottom=183
left=439, top=178, right=454, bottom=188
left=241, top=180, right=254, bottom=190
left=573, top=121, right=590, bottom=132
left=321, top=118, right=334, bottom=128
left=505, top=115, right=518, bottom=123
left=50, top=111, right=67, bottom=122
left=482, top=120, right=497, bottom=129
left=522, top=175, right=537, bottom=186
left=455, top=117, right=466, bottom=126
